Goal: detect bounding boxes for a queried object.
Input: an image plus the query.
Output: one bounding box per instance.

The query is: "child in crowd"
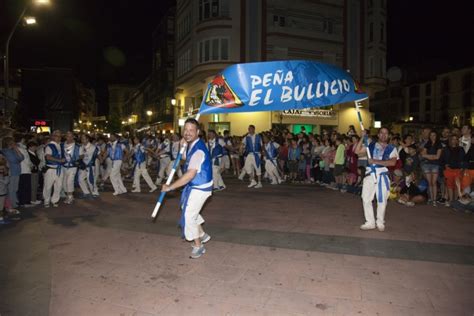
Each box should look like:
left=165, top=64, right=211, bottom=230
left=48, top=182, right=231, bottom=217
left=397, top=173, right=429, bottom=206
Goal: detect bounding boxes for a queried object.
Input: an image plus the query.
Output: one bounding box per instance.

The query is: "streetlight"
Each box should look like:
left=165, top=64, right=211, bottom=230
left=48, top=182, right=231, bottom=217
left=171, top=98, right=177, bottom=106
left=146, top=110, right=153, bottom=116
left=24, top=17, right=37, bottom=25
left=3, top=0, right=51, bottom=116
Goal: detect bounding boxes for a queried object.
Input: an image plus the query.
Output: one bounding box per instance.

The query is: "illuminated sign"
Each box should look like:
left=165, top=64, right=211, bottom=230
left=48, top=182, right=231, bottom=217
left=34, top=120, right=47, bottom=126
left=281, top=109, right=336, bottom=118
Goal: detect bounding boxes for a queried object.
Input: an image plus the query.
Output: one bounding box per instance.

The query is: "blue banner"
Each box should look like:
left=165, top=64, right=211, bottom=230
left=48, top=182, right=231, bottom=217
left=198, top=60, right=367, bottom=115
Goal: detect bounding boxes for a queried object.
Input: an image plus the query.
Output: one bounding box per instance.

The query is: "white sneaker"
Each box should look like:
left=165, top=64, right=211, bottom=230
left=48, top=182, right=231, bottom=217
left=248, top=180, right=257, bottom=188
left=377, top=224, right=385, bottom=232
left=131, top=189, right=141, bottom=193
left=149, top=187, right=158, bottom=193
left=31, top=200, right=42, bottom=205
left=406, top=201, right=415, bottom=207
left=254, top=182, right=263, bottom=189
left=270, top=181, right=278, bottom=185
left=238, top=173, right=245, bottom=181
left=155, top=178, right=162, bottom=185
left=360, top=223, right=376, bottom=230
left=113, top=192, right=120, bottom=196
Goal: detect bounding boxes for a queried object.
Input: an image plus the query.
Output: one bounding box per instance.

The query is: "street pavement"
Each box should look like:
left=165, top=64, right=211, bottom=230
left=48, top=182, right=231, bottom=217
left=1, top=176, right=473, bottom=316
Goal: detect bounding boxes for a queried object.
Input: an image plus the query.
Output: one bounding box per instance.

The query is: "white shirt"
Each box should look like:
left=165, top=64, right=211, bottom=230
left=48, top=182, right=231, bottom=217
left=17, top=143, right=32, bottom=174
left=187, top=139, right=205, bottom=172
left=63, top=142, right=77, bottom=164
left=81, top=143, right=97, bottom=165
left=461, top=135, right=471, bottom=153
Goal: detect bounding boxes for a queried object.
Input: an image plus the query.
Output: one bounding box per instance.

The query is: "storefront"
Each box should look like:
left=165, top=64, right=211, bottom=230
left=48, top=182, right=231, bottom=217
left=196, top=102, right=372, bottom=136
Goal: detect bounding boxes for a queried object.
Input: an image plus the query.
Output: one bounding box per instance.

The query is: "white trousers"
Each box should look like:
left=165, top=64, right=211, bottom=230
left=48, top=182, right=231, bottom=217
left=43, top=168, right=64, bottom=205
left=244, top=154, right=261, bottom=176
left=79, top=168, right=99, bottom=195
left=265, top=160, right=281, bottom=183
left=183, top=189, right=212, bottom=241
left=222, top=155, right=230, bottom=170
left=362, top=175, right=389, bottom=226
left=62, top=167, right=77, bottom=194
left=157, top=157, right=171, bottom=181
left=212, top=165, right=225, bottom=189
left=165, top=160, right=183, bottom=179
left=133, top=163, right=156, bottom=191
left=110, top=160, right=127, bottom=194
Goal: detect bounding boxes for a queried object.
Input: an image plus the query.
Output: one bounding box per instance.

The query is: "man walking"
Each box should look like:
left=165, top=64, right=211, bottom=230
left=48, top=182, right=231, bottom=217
left=240, top=125, right=263, bottom=188
left=43, top=130, right=65, bottom=207
left=161, top=119, right=213, bottom=259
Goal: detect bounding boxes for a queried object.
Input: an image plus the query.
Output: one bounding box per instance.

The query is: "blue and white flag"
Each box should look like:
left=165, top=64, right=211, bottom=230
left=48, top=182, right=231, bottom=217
left=198, top=60, right=367, bottom=115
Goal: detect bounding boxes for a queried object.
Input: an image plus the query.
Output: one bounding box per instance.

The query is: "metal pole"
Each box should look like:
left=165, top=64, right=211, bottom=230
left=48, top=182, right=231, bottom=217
left=3, top=5, right=29, bottom=118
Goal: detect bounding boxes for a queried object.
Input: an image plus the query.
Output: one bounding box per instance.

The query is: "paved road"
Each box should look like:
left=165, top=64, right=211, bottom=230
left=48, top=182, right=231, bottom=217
left=1, top=178, right=473, bottom=315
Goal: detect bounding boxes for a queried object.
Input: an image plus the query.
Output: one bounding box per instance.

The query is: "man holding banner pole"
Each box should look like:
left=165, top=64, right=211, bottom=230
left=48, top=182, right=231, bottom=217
left=356, top=128, right=398, bottom=232
left=161, top=118, right=213, bottom=259
left=242, top=125, right=263, bottom=188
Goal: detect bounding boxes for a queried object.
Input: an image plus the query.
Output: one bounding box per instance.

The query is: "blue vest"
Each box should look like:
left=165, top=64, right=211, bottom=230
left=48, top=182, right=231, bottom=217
left=209, top=140, right=223, bottom=166
left=368, top=142, right=395, bottom=162
left=245, top=134, right=262, bottom=154
left=46, top=143, right=63, bottom=167
left=184, top=139, right=213, bottom=189
left=107, top=143, right=124, bottom=161
left=265, top=142, right=278, bottom=160
left=63, top=143, right=80, bottom=168
left=134, top=145, right=146, bottom=164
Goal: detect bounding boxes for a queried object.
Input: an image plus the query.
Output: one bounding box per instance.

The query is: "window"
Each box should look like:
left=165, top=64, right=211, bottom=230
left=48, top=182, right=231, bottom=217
left=441, top=95, right=449, bottom=108
left=369, top=22, right=374, bottom=42
left=463, top=92, right=472, bottom=108
left=369, top=56, right=374, bottom=77
left=273, top=15, right=286, bottom=27
left=409, top=100, right=419, bottom=113
left=177, top=13, right=191, bottom=41
left=425, top=83, right=431, bottom=96
left=441, top=78, right=450, bottom=94
left=380, top=58, right=385, bottom=78
left=198, top=38, right=229, bottom=64
left=409, top=85, right=420, bottom=98
left=425, top=99, right=431, bottom=112
left=198, top=0, right=229, bottom=22
left=177, top=49, right=192, bottom=77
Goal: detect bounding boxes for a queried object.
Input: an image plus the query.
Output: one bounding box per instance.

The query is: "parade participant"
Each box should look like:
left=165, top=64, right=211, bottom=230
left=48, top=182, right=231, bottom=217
left=78, top=134, right=100, bottom=198
left=131, top=136, right=157, bottom=193
left=97, top=136, right=111, bottom=189
left=356, top=128, right=398, bottom=232
left=145, top=134, right=157, bottom=167
left=161, top=118, right=213, bottom=259
left=240, top=125, right=263, bottom=188
left=230, top=136, right=241, bottom=176
left=263, top=135, right=282, bottom=185
left=43, top=130, right=65, bottom=207
left=220, top=130, right=233, bottom=173
left=165, top=133, right=183, bottom=180
left=207, top=130, right=226, bottom=191
left=62, top=131, right=80, bottom=204
left=107, top=133, right=128, bottom=195
left=155, top=137, right=171, bottom=185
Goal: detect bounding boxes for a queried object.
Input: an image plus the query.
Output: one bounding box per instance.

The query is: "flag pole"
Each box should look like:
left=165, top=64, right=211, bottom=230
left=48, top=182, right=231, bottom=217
left=354, top=97, right=376, bottom=183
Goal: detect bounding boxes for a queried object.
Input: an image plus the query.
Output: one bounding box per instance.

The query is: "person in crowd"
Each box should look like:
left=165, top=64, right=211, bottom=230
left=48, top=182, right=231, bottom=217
left=155, top=137, right=171, bottom=185
left=419, top=127, right=432, bottom=149
left=440, top=135, right=465, bottom=206
left=278, top=140, right=289, bottom=180
left=107, top=133, right=128, bottom=195
left=43, top=130, right=65, bottom=207
left=230, top=136, right=241, bottom=177
left=240, top=125, right=263, bottom=188
left=460, top=125, right=471, bottom=154
left=460, top=137, right=474, bottom=202
left=62, top=131, right=80, bottom=204
left=0, top=154, right=10, bottom=224
left=421, top=131, right=443, bottom=206
left=165, top=133, right=183, bottom=181
left=16, top=134, right=34, bottom=208
left=334, top=136, right=346, bottom=190
left=1, top=137, right=24, bottom=214
left=207, top=130, right=226, bottom=191
left=356, top=128, right=398, bottom=232
left=397, top=174, right=429, bottom=207
left=78, top=134, right=100, bottom=198
left=27, top=141, right=42, bottom=205
left=287, top=139, right=300, bottom=183
left=131, top=136, right=157, bottom=193
left=263, top=134, right=282, bottom=185
left=440, top=127, right=451, bottom=147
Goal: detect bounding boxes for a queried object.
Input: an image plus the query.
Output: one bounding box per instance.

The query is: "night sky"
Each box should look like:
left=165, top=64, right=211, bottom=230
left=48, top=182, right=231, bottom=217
left=1, top=0, right=473, bottom=113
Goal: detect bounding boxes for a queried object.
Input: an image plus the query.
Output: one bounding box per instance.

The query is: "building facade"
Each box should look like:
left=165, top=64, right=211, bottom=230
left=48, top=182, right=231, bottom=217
left=372, top=66, right=474, bottom=127
left=174, top=0, right=384, bottom=135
